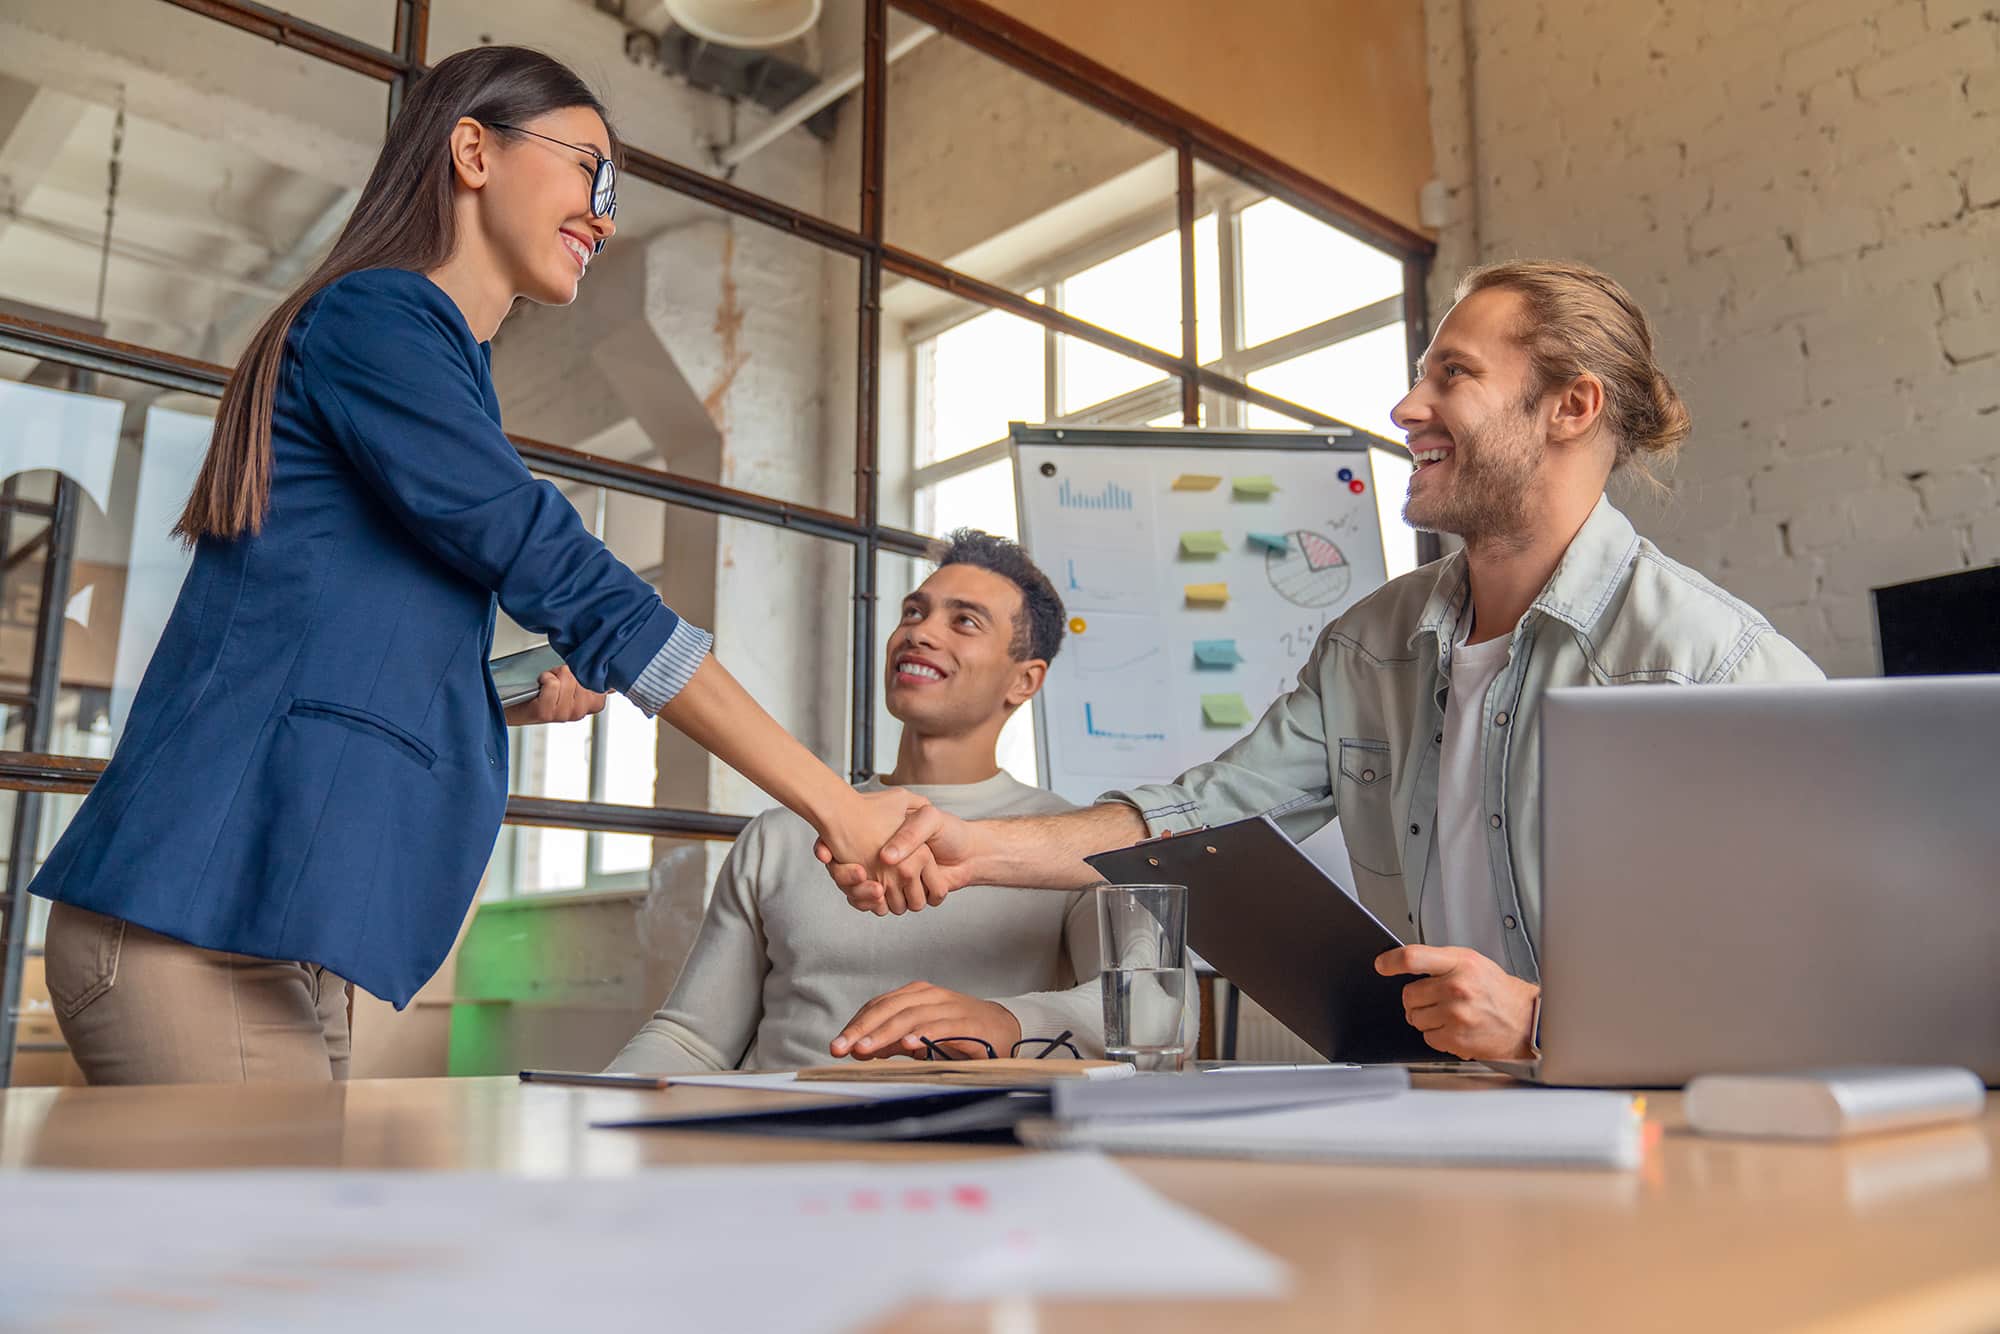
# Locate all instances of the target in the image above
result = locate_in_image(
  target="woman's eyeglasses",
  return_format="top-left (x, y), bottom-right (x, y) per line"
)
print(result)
top-left (483, 122), bottom-right (617, 249)
top-left (918, 1029), bottom-right (1082, 1061)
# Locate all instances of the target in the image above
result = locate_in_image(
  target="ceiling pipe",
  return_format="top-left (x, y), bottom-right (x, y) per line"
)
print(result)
top-left (710, 21), bottom-right (929, 170)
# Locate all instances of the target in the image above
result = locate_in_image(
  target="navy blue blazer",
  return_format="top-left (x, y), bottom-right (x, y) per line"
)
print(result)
top-left (31, 268), bottom-right (686, 1007)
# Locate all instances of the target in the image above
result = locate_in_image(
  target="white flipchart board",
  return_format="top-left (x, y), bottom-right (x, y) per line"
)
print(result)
top-left (1013, 425), bottom-right (1391, 865)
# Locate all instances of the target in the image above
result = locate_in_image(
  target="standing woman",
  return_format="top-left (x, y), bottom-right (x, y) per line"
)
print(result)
top-left (32, 46), bottom-right (915, 1084)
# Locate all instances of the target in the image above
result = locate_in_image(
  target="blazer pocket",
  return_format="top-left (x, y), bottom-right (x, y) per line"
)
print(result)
top-left (1335, 737), bottom-right (1400, 876)
top-left (289, 699), bottom-right (438, 769)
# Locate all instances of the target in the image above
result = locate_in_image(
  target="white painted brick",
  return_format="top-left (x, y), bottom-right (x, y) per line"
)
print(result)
top-left (1760, 598), bottom-right (1830, 646)
top-left (1750, 448), bottom-right (1883, 513)
top-left (1892, 407), bottom-right (2000, 473)
top-left (1917, 465), bottom-right (2000, 517)
top-left (1835, 147), bottom-right (1921, 200)
top-left (1824, 526), bottom-right (1966, 592)
top-left (1782, 22), bottom-right (1878, 90)
top-left (1941, 311), bottom-right (2000, 361)
top-left (1802, 295), bottom-right (1947, 399)
top-left (1848, 482), bottom-right (1925, 538)
top-left (1719, 555), bottom-right (1821, 607)
top-left (1814, 639), bottom-right (1880, 677)
top-left (1793, 204), bottom-right (1883, 262)
top-left (1967, 153), bottom-right (2000, 208)
top-left (1837, 84), bottom-right (1972, 163)
top-left (1821, 592), bottom-right (1877, 642)
top-left (1785, 0), bottom-right (1893, 47)
top-left (1789, 495), bottom-right (1856, 549)
top-left (1939, 256), bottom-right (2000, 316)
top-left (1805, 72), bottom-right (1861, 125)
top-left (1967, 63), bottom-right (2000, 111)
top-left (1875, 0), bottom-right (1937, 52)
top-left (1971, 508), bottom-right (2000, 559)
top-left (1720, 515), bottom-right (1790, 565)
top-left (1667, 476), bottom-right (1756, 529)
top-left (1890, 174), bottom-right (1967, 230)
top-left (1927, 0), bottom-right (1997, 28)
top-left (1783, 389), bottom-right (1918, 454)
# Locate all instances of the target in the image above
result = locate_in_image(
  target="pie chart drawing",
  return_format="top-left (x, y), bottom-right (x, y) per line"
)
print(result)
top-left (1266, 530), bottom-right (1352, 608)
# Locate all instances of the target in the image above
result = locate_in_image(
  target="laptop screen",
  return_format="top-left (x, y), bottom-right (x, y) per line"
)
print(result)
top-left (1872, 565), bottom-right (2000, 675)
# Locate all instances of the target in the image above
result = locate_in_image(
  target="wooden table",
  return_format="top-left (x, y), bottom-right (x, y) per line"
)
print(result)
top-left (3, 1074), bottom-right (1996, 1332)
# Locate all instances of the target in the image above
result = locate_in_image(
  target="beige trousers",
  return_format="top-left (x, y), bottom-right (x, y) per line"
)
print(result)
top-left (43, 901), bottom-right (352, 1085)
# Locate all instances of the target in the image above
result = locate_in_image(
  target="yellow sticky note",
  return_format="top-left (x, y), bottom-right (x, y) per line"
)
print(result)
top-left (1179, 530), bottom-right (1228, 556)
top-left (1202, 693), bottom-right (1254, 727)
top-left (1184, 582), bottom-right (1229, 606)
top-left (1172, 474), bottom-right (1222, 492)
top-left (1232, 475), bottom-right (1278, 497)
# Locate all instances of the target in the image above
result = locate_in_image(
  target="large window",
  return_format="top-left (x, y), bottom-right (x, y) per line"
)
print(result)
top-left (0, 0), bottom-right (1431, 1080)
top-left (904, 186), bottom-right (1421, 598)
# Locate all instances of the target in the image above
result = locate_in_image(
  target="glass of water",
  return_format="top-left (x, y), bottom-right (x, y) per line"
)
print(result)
top-left (1096, 883), bottom-right (1191, 1072)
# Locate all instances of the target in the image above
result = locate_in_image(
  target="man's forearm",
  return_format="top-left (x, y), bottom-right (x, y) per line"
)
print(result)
top-left (972, 802), bottom-right (1148, 888)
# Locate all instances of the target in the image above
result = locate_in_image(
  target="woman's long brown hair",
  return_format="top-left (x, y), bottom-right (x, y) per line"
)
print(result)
top-left (173, 46), bottom-right (619, 543)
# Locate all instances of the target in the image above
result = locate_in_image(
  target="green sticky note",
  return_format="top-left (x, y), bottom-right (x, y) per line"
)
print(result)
top-left (1202, 692), bottom-right (1254, 726)
top-left (1179, 530), bottom-right (1228, 556)
top-left (1232, 475), bottom-right (1278, 498)
top-left (1193, 639), bottom-right (1242, 668)
top-left (1247, 531), bottom-right (1289, 554)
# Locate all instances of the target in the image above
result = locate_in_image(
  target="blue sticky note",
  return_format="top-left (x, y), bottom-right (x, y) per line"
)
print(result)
top-left (1194, 639), bottom-right (1243, 668)
top-left (1247, 531), bottom-right (1289, 555)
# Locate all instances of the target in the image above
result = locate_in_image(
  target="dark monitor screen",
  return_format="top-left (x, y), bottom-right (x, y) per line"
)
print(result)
top-left (1872, 565), bottom-right (2000, 675)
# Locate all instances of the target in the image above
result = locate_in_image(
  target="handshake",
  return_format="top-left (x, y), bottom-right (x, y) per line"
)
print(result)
top-left (813, 789), bottom-right (977, 915)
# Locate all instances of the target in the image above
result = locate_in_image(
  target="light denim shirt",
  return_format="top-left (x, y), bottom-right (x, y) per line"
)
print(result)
top-left (1106, 495), bottom-right (1824, 985)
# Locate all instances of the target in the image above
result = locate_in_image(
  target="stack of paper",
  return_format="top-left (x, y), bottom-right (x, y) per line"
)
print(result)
top-left (3, 1156), bottom-right (1286, 1331)
top-left (1022, 1089), bottom-right (1644, 1170)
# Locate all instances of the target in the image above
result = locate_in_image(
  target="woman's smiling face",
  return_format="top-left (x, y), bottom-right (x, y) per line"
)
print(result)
top-left (481, 106), bottom-right (616, 308)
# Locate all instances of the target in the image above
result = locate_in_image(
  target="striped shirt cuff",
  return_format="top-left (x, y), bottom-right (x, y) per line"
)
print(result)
top-left (624, 619), bottom-right (714, 716)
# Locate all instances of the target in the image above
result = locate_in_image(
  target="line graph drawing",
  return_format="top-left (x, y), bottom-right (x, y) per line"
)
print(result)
top-left (1082, 702), bottom-right (1167, 742)
top-left (1074, 639), bottom-right (1165, 675)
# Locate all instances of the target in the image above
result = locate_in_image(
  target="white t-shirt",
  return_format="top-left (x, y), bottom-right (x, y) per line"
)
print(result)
top-left (1420, 623), bottom-right (1512, 963)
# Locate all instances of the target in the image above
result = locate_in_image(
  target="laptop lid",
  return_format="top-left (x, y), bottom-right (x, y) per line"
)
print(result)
top-left (1536, 676), bottom-right (2000, 1087)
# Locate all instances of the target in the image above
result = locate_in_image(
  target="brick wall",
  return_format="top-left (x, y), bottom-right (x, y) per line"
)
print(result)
top-left (1424, 0), bottom-right (2000, 676)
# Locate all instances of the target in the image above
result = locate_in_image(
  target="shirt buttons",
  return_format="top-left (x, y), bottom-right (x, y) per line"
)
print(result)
top-left (1489, 814), bottom-right (1503, 829)
top-left (1361, 768), bottom-right (1375, 782)
top-left (1410, 823), bottom-right (1422, 836)
top-left (485, 747), bottom-right (497, 765)
top-left (1504, 914), bottom-right (1518, 930)
top-left (1495, 711), bottom-right (1510, 726)
top-left (1434, 731), bottom-right (1443, 745)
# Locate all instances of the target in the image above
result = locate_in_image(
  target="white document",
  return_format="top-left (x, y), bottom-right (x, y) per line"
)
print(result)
top-left (1, 1155), bottom-right (1284, 1332)
top-left (1022, 1089), bottom-right (1645, 1170)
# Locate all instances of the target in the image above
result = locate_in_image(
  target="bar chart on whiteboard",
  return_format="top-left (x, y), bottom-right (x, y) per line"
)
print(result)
top-left (1015, 433), bottom-right (1392, 807)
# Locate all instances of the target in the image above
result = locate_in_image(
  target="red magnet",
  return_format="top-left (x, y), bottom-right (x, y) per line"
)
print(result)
top-left (1348, 479), bottom-right (1367, 494)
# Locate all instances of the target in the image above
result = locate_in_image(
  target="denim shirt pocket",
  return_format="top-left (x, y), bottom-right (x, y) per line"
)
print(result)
top-left (1335, 737), bottom-right (1400, 876)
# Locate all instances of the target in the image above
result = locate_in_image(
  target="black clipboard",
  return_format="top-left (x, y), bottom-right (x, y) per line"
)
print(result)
top-left (1085, 814), bottom-right (1443, 1064)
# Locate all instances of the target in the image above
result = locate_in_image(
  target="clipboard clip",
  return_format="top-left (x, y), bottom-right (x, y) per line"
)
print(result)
top-left (1137, 825), bottom-right (1208, 845)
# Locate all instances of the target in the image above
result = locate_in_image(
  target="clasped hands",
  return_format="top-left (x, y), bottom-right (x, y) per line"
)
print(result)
top-left (814, 791), bottom-right (974, 916)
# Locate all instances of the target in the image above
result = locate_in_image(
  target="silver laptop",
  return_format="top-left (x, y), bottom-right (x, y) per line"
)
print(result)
top-left (1536, 676), bottom-right (2000, 1087)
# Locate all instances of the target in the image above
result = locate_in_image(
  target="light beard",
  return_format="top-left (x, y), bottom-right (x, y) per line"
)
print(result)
top-left (1401, 411), bottom-right (1542, 545)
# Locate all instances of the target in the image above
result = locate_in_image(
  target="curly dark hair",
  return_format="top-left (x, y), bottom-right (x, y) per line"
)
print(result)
top-left (930, 528), bottom-right (1066, 664)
